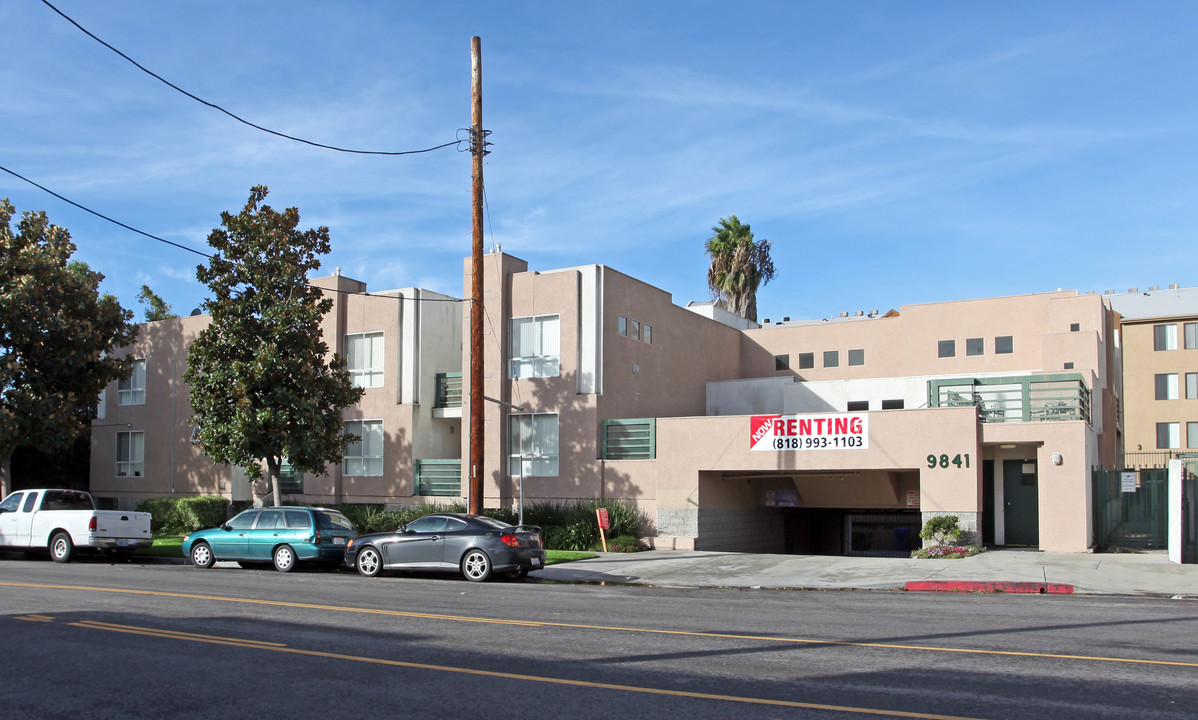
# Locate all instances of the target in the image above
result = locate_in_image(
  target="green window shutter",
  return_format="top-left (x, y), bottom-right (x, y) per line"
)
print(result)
top-left (602, 419), bottom-right (656, 460)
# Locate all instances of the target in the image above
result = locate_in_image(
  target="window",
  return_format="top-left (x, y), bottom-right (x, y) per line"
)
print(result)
top-left (847, 401), bottom-right (869, 411)
top-left (1070, 323), bottom-right (1081, 332)
top-left (643, 324), bottom-right (652, 344)
top-left (283, 510), bottom-right (312, 529)
top-left (116, 431), bottom-right (144, 477)
top-left (1155, 324), bottom-right (1178, 351)
top-left (508, 413), bottom-right (559, 477)
top-left (618, 316), bottom-right (628, 336)
top-left (1188, 373), bottom-right (1198, 400)
top-left (1186, 322), bottom-right (1198, 350)
top-left (227, 510), bottom-right (259, 530)
top-left (0, 493), bottom-right (22, 513)
top-left (1189, 422), bottom-right (1198, 449)
top-left (938, 340), bottom-right (955, 358)
top-left (630, 319), bottom-right (640, 341)
top-left (1157, 422), bottom-right (1180, 449)
top-left (798, 353), bottom-right (814, 369)
top-left (881, 399), bottom-right (905, 410)
top-left (848, 349), bottom-right (864, 366)
top-left (509, 315), bottom-right (560, 379)
top-left (118, 359), bottom-right (146, 405)
top-left (344, 420), bottom-right (383, 476)
top-left (774, 354), bottom-right (789, 371)
top-left (346, 332), bottom-right (384, 388)
top-left (1063, 362), bottom-right (1074, 370)
top-left (1156, 374), bottom-right (1179, 400)
top-left (966, 338), bottom-right (984, 356)
top-left (823, 350), bottom-right (839, 368)
top-left (995, 336), bottom-right (1014, 354)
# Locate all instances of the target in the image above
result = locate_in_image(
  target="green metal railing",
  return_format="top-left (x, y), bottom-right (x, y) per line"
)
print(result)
top-left (435, 372), bottom-right (462, 409)
top-left (415, 459), bottom-right (461, 496)
top-left (928, 373), bottom-right (1091, 425)
top-left (1091, 468), bottom-right (1168, 550)
top-left (602, 418), bottom-right (656, 460)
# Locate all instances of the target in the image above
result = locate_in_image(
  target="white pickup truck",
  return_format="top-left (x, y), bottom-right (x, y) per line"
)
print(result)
top-left (0, 489), bottom-right (153, 562)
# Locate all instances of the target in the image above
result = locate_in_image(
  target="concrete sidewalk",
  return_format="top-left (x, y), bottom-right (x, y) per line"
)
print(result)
top-left (530, 549), bottom-right (1198, 597)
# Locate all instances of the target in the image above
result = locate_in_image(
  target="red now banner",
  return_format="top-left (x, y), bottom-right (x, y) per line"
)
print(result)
top-left (596, 508), bottom-right (610, 530)
top-left (750, 413), bottom-right (869, 451)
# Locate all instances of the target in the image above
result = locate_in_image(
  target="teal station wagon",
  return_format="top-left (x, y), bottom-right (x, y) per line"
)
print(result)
top-left (182, 507), bottom-right (357, 572)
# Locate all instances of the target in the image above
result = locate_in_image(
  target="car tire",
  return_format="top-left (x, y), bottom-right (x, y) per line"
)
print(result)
top-left (356, 546), bottom-right (382, 577)
top-left (50, 532), bottom-right (74, 563)
top-left (273, 545), bottom-right (296, 572)
top-left (190, 542), bottom-right (215, 569)
top-left (460, 549), bottom-right (492, 582)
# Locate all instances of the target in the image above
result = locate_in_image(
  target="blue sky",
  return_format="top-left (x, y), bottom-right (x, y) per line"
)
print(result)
top-left (2, 1), bottom-right (1196, 323)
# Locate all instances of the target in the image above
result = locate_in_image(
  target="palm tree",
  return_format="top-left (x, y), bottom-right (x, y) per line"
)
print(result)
top-left (704, 215), bottom-right (776, 323)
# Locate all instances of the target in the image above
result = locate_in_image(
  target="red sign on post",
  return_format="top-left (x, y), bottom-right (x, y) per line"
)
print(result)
top-left (596, 508), bottom-right (609, 552)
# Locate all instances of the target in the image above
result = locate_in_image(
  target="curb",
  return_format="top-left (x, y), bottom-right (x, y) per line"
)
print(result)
top-left (905, 580), bottom-right (1074, 594)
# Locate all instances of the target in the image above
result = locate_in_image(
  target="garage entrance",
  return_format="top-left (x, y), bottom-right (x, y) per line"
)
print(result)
top-left (782, 508), bottom-right (921, 557)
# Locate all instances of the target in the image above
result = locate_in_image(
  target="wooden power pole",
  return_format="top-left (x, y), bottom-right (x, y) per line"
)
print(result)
top-left (468, 36), bottom-right (485, 514)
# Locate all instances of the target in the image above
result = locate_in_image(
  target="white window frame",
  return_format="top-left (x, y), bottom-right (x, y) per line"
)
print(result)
top-left (1187, 373), bottom-right (1198, 400)
top-left (118, 359), bottom-right (146, 406)
top-left (508, 413), bottom-right (559, 477)
top-left (343, 419), bottom-right (384, 476)
top-left (116, 431), bottom-right (144, 477)
top-left (346, 332), bottom-right (385, 389)
top-left (509, 315), bottom-right (560, 379)
top-left (1186, 322), bottom-right (1198, 350)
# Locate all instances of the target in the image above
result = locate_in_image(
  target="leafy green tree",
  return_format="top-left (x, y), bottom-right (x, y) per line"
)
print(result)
top-left (920, 515), bottom-right (963, 547)
top-left (136, 284), bottom-right (177, 322)
top-left (184, 186), bottom-right (363, 506)
top-left (0, 199), bottom-right (138, 497)
top-left (704, 215), bottom-right (777, 323)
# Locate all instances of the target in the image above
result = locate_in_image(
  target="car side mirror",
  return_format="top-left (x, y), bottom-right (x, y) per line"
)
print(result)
top-left (220, 523), bottom-right (232, 531)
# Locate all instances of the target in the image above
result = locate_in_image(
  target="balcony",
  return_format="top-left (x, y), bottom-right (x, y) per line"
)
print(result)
top-left (415, 459), bottom-right (462, 497)
top-left (928, 374), bottom-right (1091, 425)
top-left (434, 372), bottom-right (462, 418)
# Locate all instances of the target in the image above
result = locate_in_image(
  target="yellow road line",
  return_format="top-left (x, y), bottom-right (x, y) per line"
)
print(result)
top-left (70, 618), bottom-right (984, 720)
top-left (3, 580), bottom-right (1196, 669)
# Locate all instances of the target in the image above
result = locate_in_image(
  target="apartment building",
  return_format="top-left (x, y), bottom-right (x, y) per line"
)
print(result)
top-left (1105, 285), bottom-right (1198, 470)
top-left (90, 252), bottom-right (1122, 554)
top-left (90, 273), bottom-right (462, 507)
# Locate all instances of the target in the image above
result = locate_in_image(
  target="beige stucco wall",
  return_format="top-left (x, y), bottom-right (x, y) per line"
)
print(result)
top-left (1120, 318), bottom-right (1197, 454)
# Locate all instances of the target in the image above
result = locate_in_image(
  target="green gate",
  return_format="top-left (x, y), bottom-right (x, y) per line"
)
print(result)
top-left (1091, 468), bottom-right (1168, 551)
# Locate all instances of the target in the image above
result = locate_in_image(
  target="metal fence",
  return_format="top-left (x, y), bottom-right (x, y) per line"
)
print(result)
top-left (1091, 468), bottom-right (1168, 550)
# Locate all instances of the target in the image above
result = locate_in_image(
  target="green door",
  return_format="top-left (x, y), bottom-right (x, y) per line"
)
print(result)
top-left (1003, 459), bottom-right (1039, 546)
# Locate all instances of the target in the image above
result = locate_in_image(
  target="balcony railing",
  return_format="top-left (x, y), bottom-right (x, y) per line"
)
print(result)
top-left (435, 372), bottom-right (462, 409)
top-left (928, 373), bottom-right (1091, 425)
top-left (415, 459), bottom-right (462, 496)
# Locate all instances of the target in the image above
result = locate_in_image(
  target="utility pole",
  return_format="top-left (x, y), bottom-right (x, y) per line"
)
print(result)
top-left (468, 36), bottom-right (486, 514)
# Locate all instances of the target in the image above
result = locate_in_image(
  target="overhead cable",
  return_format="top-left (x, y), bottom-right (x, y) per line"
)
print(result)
top-left (41, 0), bottom-right (462, 157)
top-left (0, 162), bottom-right (462, 304)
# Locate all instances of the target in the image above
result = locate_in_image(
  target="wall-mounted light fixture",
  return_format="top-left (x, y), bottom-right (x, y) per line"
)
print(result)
top-left (1051, 452), bottom-right (1063, 466)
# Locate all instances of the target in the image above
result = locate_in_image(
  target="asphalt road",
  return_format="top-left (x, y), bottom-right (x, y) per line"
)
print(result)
top-left (1, 555), bottom-right (1196, 719)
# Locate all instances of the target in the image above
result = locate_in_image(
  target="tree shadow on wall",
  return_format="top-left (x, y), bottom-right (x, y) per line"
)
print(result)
top-left (495, 370), bottom-right (654, 534)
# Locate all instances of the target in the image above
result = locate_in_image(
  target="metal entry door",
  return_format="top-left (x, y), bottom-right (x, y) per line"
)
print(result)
top-left (1003, 459), bottom-right (1039, 546)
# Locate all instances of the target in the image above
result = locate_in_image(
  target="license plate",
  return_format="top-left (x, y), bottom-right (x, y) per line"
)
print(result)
top-left (333, 537), bottom-right (346, 545)
top-left (531, 557), bottom-right (541, 567)
top-left (118, 539), bottom-right (130, 547)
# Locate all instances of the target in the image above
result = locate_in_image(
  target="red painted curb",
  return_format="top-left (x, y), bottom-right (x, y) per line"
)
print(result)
top-left (905, 580), bottom-right (1074, 594)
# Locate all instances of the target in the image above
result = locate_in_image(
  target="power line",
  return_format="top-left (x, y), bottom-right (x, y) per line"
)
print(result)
top-left (0, 162), bottom-right (463, 304)
top-left (41, 0), bottom-right (463, 157)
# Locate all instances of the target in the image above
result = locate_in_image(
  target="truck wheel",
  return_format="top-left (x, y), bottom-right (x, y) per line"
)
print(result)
top-left (50, 532), bottom-right (74, 563)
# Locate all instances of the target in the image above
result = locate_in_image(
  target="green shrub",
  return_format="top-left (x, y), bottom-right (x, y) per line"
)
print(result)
top-left (919, 515), bottom-right (963, 546)
top-left (137, 496), bottom-right (228, 535)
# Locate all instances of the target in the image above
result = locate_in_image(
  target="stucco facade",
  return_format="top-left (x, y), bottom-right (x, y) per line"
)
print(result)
top-left (90, 252), bottom-right (1122, 554)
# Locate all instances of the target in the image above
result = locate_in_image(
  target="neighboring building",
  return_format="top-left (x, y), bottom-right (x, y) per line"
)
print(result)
top-left (91, 252), bottom-right (1124, 555)
top-left (1104, 284), bottom-right (1198, 473)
